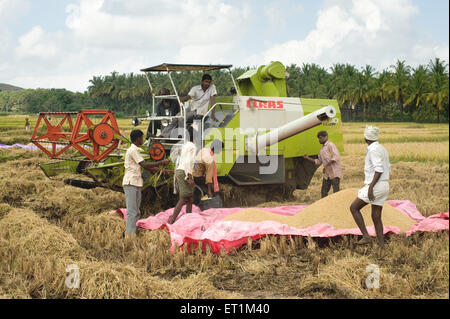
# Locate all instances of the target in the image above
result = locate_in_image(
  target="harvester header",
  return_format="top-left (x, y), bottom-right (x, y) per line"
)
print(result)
top-left (31, 110), bottom-right (122, 162)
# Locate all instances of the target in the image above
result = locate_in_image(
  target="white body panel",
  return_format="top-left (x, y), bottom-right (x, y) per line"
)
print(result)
top-left (238, 96), bottom-right (304, 133)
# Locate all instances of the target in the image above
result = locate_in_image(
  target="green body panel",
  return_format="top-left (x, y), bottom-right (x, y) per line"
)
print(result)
top-left (40, 153), bottom-right (127, 178)
top-left (205, 95), bottom-right (238, 176)
top-left (86, 154), bottom-right (173, 190)
top-left (236, 62), bottom-right (287, 97)
top-left (204, 113), bottom-right (240, 177)
top-left (40, 160), bottom-right (80, 177)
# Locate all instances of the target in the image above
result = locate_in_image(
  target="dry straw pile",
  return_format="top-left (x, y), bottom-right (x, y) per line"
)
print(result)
top-left (224, 189), bottom-right (416, 232)
top-left (0, 209), bottom-right (239, 299)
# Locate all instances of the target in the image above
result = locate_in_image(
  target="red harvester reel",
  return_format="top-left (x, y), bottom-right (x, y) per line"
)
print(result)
top-left (31, 110), bottom-right (121, 162)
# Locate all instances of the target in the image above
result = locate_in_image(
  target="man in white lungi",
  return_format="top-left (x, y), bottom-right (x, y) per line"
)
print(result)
top-left (350, 126), bottom-right (390, 248)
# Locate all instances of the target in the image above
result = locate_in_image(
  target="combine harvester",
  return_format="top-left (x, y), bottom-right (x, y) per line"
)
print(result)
top-left (32, 62), bottom-right (343, 208)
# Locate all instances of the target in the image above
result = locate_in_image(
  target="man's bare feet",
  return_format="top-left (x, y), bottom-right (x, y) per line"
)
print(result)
top-left (124, 233), bottom-right (136, 240)
top-left (356, 236), bottom-right (372, 245)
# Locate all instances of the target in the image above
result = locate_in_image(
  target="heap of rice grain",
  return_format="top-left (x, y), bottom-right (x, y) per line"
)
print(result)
top-left (223, 189), bottom-right (416, 232)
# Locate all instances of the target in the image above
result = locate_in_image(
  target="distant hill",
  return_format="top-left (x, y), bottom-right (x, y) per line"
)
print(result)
top-left (0, 83), bottom-right (23, 92)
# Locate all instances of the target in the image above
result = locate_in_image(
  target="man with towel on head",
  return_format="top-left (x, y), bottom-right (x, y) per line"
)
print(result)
top-left (350, 126), bottom-right (391, 248)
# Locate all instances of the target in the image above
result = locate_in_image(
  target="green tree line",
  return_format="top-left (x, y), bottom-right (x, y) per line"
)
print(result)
top-left (1, 58), bottom-right (448, 122)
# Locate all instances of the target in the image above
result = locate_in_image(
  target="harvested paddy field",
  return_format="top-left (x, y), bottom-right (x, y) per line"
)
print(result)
top-left (0, 117), bottom-right (448, 299)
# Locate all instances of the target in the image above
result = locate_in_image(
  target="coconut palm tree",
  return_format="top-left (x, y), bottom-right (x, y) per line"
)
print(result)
top-left (329, 64), bottom-right (347, 103)
top-left (329, 64), bottom-right (358, 114)
top-left (405, 65), bottom-right (429, 112)
top-left (349, 67), bottom-right (374, 120)
top-left (372, 69), bottom-right (390, 104)
top-left (286, 64), bottom-right (301, 96)
top-left (388, 60), bottom-right (411, 113)
top-left (299, 63), bottom-right (329, 98)
top-left (425, 58), bottom-right (449, 122)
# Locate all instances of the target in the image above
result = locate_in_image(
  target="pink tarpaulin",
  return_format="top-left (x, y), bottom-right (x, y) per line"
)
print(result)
top-left (113, 200), bottom-right (449, 254)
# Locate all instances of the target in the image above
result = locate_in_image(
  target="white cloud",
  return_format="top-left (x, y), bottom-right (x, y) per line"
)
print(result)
top-left (411, 44), bottom-right (449, 66)
top-left (351, 0), bottom-right (385, 35)
top-left (0, 0), bottom-right (29, 57)
top-left (264, 3), bottom-right (288, 29)
top-left (263, 0), bottom-right (448, 71)
top-left (15, 26), bottom-right (64, 60)
top-left (175, 42), bottom-right (235, 64)
top-left (65, 0), bottom-right (247, 49)
top-left (0, 0), bottom-right (30, 25)
top-left (0, 29), bottom-right (12, 54)
top-left (263, 1), bottom-right (304, 30)
top-left (2, 0), bottom-right (249, 92)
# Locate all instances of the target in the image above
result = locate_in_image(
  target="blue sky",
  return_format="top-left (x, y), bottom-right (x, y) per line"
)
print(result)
top-left (1, 0), bottom-right (448, 92)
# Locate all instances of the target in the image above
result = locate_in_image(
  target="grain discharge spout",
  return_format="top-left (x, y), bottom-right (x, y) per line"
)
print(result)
top-left (247, 105), bottom-right (337, 154)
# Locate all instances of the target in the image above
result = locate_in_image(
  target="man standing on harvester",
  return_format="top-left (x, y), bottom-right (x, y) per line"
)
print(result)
top-left (304, 131), bottom-right (343, 198)
top-left (181, 74), bottom-right (218, 123)
top-left (123, 130), bottom-right (171, 239)
top-left (350, 126), bottom-right (390, 249)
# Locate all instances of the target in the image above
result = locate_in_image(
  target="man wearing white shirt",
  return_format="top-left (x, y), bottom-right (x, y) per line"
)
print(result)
top-left (350, 126), bottom-right (391, 249)
top-left (181, 74), bottom-right (218, 121)
top-left (123, 130), bottom-right (171, 238)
